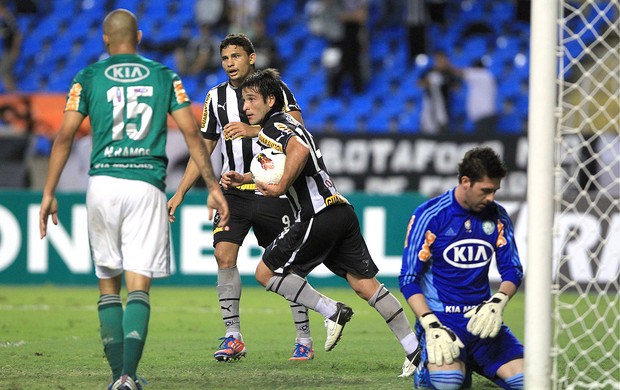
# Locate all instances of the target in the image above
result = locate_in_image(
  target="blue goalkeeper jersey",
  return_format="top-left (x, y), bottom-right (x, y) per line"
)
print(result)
top-left (399, 188), bottom-right (523, 313)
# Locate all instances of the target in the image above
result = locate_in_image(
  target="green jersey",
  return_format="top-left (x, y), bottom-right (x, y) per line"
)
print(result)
top-left (65, 53), bottom-right (191, 191)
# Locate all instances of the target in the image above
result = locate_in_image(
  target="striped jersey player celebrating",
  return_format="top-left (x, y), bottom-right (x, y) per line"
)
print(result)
top-left (167, 33), bottom-right (314, 362)
top-left (400, 147), bottom-right (524, 389)
top-left (223, 68), bottom-right (421, 377)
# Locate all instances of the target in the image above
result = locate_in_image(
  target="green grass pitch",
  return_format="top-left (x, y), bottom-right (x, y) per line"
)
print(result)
top-left (1, 283), bottom-right (525, 389)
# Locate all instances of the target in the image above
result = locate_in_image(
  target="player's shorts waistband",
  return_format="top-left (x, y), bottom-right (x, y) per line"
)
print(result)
top-left (231, 183), bottom-right (257, 191)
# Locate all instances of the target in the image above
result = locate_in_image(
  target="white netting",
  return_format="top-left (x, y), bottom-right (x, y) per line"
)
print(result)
top-left (553, 0), bottom-right (619, 389)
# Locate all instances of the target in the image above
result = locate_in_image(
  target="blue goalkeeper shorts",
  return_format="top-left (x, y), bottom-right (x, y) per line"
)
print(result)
top-left (416, 311), bottom-right (523, 381)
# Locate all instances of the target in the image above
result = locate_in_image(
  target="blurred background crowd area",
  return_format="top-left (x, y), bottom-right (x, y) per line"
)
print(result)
top-left (0, 0), bottom-right (615, 190)
top-left (2, 0), bottom-right (536, 134)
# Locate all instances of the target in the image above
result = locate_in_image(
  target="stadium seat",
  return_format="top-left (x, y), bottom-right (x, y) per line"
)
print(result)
top-left (497, 112), bottom-right (526, 134)
top-left (490, 1), bottom-right (515, 25)
top-left (334, 112), bottom-right (360, 133)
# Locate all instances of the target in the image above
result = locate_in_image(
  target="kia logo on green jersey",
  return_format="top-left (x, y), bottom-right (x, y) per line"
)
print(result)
top-left (105, 63), bottom-right (150, 82)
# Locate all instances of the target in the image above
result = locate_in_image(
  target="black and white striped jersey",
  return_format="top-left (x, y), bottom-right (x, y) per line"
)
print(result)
top-left (199, 79), bottom-right (301, 182)
top-left (258, 111), bottom-right (349, 222)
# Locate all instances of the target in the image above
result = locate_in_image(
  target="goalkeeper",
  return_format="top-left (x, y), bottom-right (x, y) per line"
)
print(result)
top-left (399, 147), bottom-right (524, 390)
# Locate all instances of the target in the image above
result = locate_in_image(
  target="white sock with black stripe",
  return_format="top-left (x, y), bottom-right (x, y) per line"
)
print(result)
top-left (266, 272), bottom-right (338, 319)
top-left (368, 284), bottom-right (419, 355)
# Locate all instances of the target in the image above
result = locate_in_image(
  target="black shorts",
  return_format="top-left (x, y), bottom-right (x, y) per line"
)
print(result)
top-left (263, 204), bottom-right (379, 279)
top-left (213, 189), bottom-right (294, 248)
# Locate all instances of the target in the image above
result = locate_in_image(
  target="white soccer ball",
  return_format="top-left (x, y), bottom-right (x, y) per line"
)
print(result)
top-left (250, 148), bottom-right (286, 185)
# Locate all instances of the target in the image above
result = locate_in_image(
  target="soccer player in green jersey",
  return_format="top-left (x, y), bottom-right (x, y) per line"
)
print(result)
top-left (38, 9), bottom-right (228, 390)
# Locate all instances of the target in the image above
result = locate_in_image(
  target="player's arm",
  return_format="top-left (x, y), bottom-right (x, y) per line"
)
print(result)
top-left (172, 88), bottom-right (218, 199)
top-left (280, 75), bottom-right (304, 126)
top-left (178, 138), bottom-right (218, 195)
top-left (497, 280), bottom-right (518, 298)
top-left (400, 213), bottom-right (463, 366)
top-left (171, 106), bottom-right (229, 226)
top-left (167, 137), bottom-right (217, 220)
top-left (221, 171), bottom-right (252, 189)
top-left (40, 111), bottom-right (85, 238)
top-left (257, 136), bottom-right (308, 197)
top-left (223, 108), bottom-right (304, 139)
top-left (288, 110), bottom-right (304, 126)
top-left (407, 293), bottom-right (433, 319)
top-left (223, 122), bottom-right (261, 139)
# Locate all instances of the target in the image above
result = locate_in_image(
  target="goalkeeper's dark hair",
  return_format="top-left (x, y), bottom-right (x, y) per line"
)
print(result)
top-left (242, 68), bottom-right (284, 111)
top-left (221, 33), bottom-right (255, 55)
top-left (457, 146), bottom-right (507, 183)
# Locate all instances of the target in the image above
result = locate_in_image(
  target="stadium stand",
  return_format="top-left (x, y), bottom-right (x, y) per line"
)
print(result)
top-left (5, 0), bottom-right (611, 135)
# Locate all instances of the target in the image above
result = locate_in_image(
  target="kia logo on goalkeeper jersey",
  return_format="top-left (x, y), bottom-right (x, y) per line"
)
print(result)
top-left (105, 63), bottom-right (150, 82)
top-left (442, 239), bottom-right (495, 269)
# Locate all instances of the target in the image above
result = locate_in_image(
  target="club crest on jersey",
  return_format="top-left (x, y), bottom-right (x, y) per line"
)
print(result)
top-left (105, 63), bottom-right (150, 82)
top-left (482, 220), bottom-right (495, 235)
top-left (443, 239), bottom-right (494, 269)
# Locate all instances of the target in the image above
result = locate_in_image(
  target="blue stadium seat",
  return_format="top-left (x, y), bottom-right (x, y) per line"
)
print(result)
top-left (51, 0), bottom-right (77, 13)
top-left (459, 36), bottom-right (490, 65)
top-left (303, 111), bottom-right (329, 133)
top-left (20, 36), bottom-right (43, 59)
top-left (490, 1), bottom-right (515, 25)
top-left (456, 0), bottom-right (485, 24)
top-left (47, 72), bottom-right (73, 91)
top-left (365, 112), bottom-right (393, 133)
top-left (30, 14), bottom-right (66, 41)
top-left (19, 74), bottom-right (47, 92)
top-left (268, 1), bottom-right (295, 23)
top-left (317, 97), bottom-right (344, 118)
top-left (497, 112), bottom-right (526, 134)
top-left (334, 111), bottom-right (360, 133)
top-left (145, 2), bottom-right (168, 19)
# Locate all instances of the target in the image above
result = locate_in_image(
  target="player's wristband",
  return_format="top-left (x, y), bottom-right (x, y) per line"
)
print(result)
top-left (419, 312), bottom-right (441, 331)
top-left (490, 292), bottom-right (509, 305)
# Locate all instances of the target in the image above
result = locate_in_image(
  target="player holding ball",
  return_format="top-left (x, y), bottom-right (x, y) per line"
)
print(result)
top-left (224, 68), bottom-right (422, 377)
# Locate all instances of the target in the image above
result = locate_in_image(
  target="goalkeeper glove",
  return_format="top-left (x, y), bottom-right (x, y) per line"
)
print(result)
top-left (464, 292), bottom-right (509, 339)
top-left (419, 312), bottom-right (464, 366)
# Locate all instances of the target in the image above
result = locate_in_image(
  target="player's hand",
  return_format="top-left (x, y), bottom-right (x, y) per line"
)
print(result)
top-left (221, 171), bottom-right (247, 189)
top-left (206, 185), bottom-right (229, 227)
top-left (223, 122), bottom-right (259, 140)
top-left (464, 292), bottom-right (508, 339)
top-left (39, 194), bottom-right (59, 239)
top-left (255, 181), bottom-right (284, 197)
top-left (167, 192), bottom-right (185, 223)
top-left (419, 312), bottom-right (464, 366)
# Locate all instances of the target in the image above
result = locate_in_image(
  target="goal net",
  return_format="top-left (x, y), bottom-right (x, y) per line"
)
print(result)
top-left (553, 0), bottom-right (619, 389)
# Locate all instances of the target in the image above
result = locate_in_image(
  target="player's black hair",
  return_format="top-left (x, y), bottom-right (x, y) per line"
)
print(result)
top-left (220, 33), bottom-right (255, 55)
top-left (242, 68), bottom-right (284, 111)
top-left (457, 146), bottom-right (507, 183)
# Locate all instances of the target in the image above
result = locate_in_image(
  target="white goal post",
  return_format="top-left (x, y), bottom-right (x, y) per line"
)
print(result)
top-left (524, 0), bottom-right (556, 388)
top-left (526, 0), bottom-right (619, 389)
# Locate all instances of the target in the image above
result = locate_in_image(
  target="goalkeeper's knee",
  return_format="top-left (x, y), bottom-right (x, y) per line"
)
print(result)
top-left (496, 373), bottom-right (524, 390)
top-left (428, 370), bottom-right (466, 390)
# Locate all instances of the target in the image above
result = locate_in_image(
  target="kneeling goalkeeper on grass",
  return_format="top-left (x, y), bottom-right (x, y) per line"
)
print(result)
top-left (221, 68), bottom-right (421, 377)
top-left (399, 147), bottom-right (525, 389)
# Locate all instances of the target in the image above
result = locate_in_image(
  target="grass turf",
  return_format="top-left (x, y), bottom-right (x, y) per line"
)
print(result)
top-left (1, 284), bottom-right (524, 389)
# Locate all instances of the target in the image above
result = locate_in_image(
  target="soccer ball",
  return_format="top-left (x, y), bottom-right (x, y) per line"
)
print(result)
top-left (250, 148), bottom-right (286, 185)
